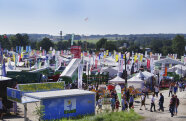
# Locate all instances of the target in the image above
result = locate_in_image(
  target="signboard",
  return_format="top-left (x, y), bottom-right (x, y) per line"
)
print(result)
top-left (18, 82), bottom-right (65, 92)
top-left (71, 46), bottom-right (81, 58)
top-left (7, 88), bottom-right (22, 103)
top-left (64, 98), bottom-right (76, 114)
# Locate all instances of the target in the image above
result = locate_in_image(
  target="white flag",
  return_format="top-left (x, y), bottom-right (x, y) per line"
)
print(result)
top-left (78, 64), bottom-right (83, 89)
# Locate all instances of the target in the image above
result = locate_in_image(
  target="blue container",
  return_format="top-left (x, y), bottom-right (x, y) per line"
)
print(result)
top-left (25, 89), bottom-right (95, 120)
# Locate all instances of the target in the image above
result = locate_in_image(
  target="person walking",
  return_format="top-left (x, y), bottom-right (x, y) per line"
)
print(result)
top-left (169, 95), bottom-right (176, 117)
top-left (169, 85), bottom-right (173, 97)
top-left (121, 96), bottom-right (128, 111)
top-left (150, 94), bottom-right (156, 112)
top-left (179, 82), bottom-right (182, 92)
top-left (129, 95), bottom-right (134, 109)
top-left (154, 86), bottom-right (159, 97)
top-left (174, 84), bottom-right (178, 94)
top-left (97, 96), bottom-right (103, 113)
top-left (110, 96), bottom-right (116, 112)
top-left (140, 94), bottom-right (147, 110)
top-left (174, 95), bottom-right (179, 116)
top-left (158, 93), bottom-right (164, 112)
top-left (115, 98), bottom-right (120, 112)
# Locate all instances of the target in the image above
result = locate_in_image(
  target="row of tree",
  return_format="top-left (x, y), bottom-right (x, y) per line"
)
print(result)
top-left (0, 34), bottom-right (185, 58)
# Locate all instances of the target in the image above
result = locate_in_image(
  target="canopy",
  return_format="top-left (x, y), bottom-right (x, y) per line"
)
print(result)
top-left (128, 76), bottom-right (143, 83)
top-left (127, 76), bottom-right (144, 88)
top-left (136, 71), bottom-right (145, 79)
top-left (142, 71), bottom-right (154, 78)
top-left (108, 76), bottom-right (125, 83)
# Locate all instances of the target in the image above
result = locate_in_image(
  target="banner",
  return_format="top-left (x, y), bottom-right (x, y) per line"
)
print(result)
top-left (115, 54), bottom-right (119, 62)
top-left (147, 59), bottom-right (150, 69)
top-left (71, 34), bottom-right (74, 46)
top-left (115, 85), bottom-right (122, 106)
top-left (78, 64), bottom-right (83, 89)
top-left (118, 59), bottom-right (124, 72)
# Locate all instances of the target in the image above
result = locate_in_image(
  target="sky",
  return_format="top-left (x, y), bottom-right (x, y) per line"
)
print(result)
top-left (0, 0), bottom-right (186, 35)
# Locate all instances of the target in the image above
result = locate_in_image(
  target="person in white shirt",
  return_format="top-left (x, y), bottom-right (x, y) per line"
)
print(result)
top-left (154, 86), bottom-right (159, 97)
top-left (139, 94), bottom-right (147, 110)
top-left (97, 96), bottom-right (103, 113)
top-left (150, 94), bottom-right (156, 112)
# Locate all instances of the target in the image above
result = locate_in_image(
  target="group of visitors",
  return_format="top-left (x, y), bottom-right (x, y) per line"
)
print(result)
top-left (169, 94), bottom-right (180, 117)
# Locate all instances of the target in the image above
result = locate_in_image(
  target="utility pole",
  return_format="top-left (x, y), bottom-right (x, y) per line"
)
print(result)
top-left (60, 31), bottom-right (63, 41)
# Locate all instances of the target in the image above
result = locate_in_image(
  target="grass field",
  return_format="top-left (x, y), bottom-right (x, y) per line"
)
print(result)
top-left (59, 109), bottom-right (143, 121)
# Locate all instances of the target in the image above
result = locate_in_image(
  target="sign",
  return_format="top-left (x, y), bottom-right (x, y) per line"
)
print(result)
top-left (115, 85), bottom-right (121, 106)
top-left (64, 98), bottom-right (76, 114)
top-left (71, 46), bottom-right (81, 58)
top-left (7, 88), bottom-right (22, 103)
top-left (18, 82), bottom-right (65, 92)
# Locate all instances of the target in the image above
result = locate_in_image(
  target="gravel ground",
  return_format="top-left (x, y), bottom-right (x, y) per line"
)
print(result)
top-left (2, 89), bottom-right (186, 121)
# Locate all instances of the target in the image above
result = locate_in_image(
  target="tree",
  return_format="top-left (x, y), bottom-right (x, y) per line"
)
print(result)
top-left (150, 39), bottom-right (163, 53)
top-left (96, 38), bottom-right (107, 50)
top-left (105, 41), bottom-right (117, 51)
top-left (172, 35), bottom-right (185, 57)
top-left (38, 37), bottom-right (54, 52)
top-left (10, 34), bottom-right (30, 48)
top-left (0, 35), bottom-right (11, 50)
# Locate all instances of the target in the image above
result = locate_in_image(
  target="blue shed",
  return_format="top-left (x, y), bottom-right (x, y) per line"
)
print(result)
top-left (25, 89), bottom-right (96, 120)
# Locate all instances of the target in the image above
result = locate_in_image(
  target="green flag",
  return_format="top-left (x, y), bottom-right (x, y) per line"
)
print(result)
top-left (115, 85), bottom-right (122, 106)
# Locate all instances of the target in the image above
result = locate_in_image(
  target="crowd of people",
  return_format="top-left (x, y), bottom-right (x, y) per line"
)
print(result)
top-left (94, 82), bottom-right (184, 118)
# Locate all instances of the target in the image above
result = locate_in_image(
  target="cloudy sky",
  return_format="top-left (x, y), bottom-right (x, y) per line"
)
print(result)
top-left (0, 0), bottom-right (186, 35)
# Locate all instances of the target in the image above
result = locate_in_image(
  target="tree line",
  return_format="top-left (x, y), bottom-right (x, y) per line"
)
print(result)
top-left (0, 34), bottom-right (185, 58)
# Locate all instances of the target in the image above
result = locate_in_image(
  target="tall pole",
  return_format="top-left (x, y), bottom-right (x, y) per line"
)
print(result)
top-left (124, 53), bottom-right (127, 92)
top-left (60, 31), bottom-right (62, 41)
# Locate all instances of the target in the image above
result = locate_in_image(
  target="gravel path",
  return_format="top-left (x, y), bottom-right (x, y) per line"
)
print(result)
top-left (134, 89), bottom-right (186, 121)
top-left (2, 89), bottom-right (186, 121)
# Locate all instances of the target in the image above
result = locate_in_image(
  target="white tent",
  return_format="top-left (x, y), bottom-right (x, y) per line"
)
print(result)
top-left (142, 71), bottom-right (154, 79)
top-left (136, 71), bottom-right (146, 79)
top-left (102, 66), bottom-right (118, 78)
top-left (108, 76), bottom-right (125, 83)
top-left (127, 76), bottom-right (144, 89)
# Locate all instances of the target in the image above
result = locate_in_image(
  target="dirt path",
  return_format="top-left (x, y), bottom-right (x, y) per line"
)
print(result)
top-left (134, 89), bottom-right (186, 121)
top-left (2, 89), bottom-right (186, 121)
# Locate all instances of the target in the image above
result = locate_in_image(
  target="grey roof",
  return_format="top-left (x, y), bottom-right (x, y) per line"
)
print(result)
top-left (24, 89), bottom-right (95, 99)
top-left (154, 57), bottom-right (183, 65)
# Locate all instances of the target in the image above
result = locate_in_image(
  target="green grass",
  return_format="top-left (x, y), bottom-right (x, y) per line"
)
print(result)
top-left (59, 109), bottom-right (143, 121)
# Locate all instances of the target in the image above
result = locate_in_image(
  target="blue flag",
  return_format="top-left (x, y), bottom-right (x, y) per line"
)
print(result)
top-left (2, 59), bottom-right (6, 77)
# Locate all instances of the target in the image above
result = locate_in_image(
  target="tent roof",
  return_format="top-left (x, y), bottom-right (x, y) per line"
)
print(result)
top-left (174, 64), bottom-right (186, 70)
top-left (108, 76), bottom-right (125, 83)
top-left (154, 57), bottom-right (183, 65)
top-left (60, 58), bottom-right (81, 77)
top-left (128, 76), bottom-right (143, 82)
top-left (0, 76), bottom-right (12, 81)
top-left (136, 71), bottom-right (145, 78)
top-left (142, 71), bottom-right (154, 78)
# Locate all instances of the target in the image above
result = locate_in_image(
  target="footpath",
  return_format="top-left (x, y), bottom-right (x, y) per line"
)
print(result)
top-left (134, 89), bottom-right (186, 121)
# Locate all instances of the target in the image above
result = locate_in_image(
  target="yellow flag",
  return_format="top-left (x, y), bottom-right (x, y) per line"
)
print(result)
top-left (13, 54), bottom-right (15, 62)
top-left (123, 54), bottom-right (125, 59)
top-left (134, 54), bottom-right (137, 62)
top-left (140, 54), bottom-right (143, 62)
top-left (104, 54), bottom-right (106, 58)
top-left (21, 52), bottom-right (23, 58)
top-left (115, 54), bottom-right (119, 62)
top-left (106, 50), bottom-right (109, 56)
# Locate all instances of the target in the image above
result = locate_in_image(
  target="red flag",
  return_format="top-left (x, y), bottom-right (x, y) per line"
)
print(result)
top-left (147, 59), bottom-right (150, 69)
top-left (95, 59), bottom-right (98, 69)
